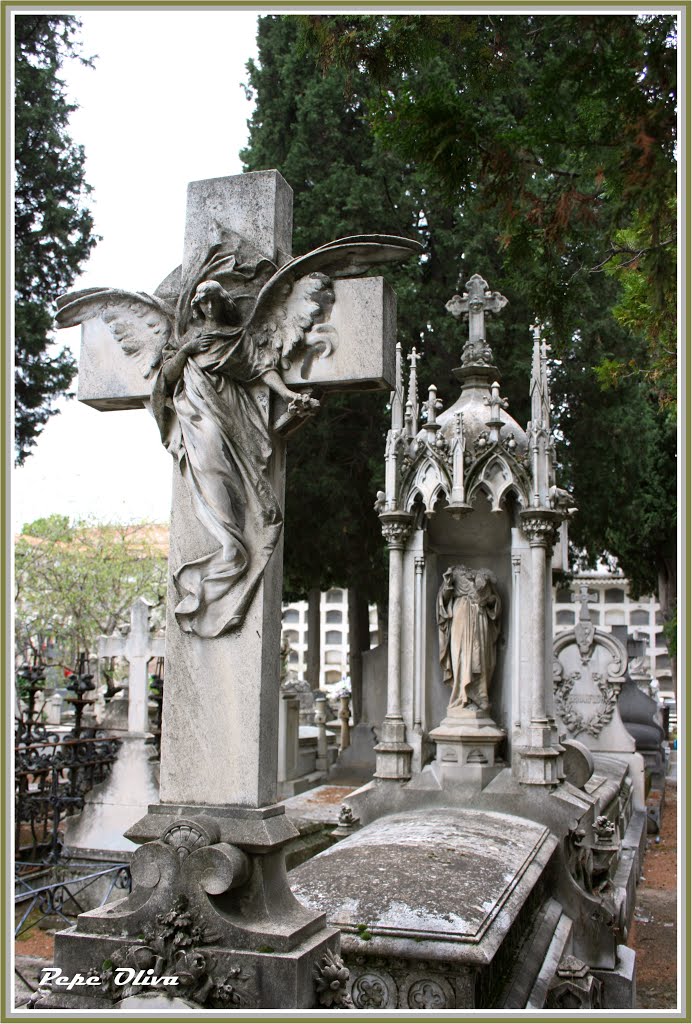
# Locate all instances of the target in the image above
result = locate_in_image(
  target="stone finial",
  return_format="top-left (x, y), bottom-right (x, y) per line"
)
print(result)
top-left (446, 273), bottom-right (507, 367)
top-left (406, 347), bottom-right (420, 435)
top-left (448, 412), bottom-right (472, 518)
top-left (547, 956), bottom-right (603, 1010)
top-left (484, 380), bottom-right (508, 440)
top-left (529, 322), bottom-right (552, 426)
top-left (391, 342), bottom-right (404, 431)
top-left (421, 384), bottom-right (443, 432)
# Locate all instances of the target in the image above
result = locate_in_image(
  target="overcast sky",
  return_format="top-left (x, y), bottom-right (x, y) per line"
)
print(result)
top-left (13, 10), bottom-right (261, 529)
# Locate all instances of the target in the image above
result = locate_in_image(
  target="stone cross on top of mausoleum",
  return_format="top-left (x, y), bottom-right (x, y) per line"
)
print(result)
top-left (445, 272), bottom-right (508, 367)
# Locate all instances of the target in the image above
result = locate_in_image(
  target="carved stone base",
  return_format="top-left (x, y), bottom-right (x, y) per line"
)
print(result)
top-left (514, 721), bottom-right (564, 786)
top-left (546, 955), bottom-right (603, 1009)
top-left (429, 711), bottom-right (505, 786)
top-left (34, 803), bottom-right (347, 1011)
top-left (374, 716), bottom-right (412, 781)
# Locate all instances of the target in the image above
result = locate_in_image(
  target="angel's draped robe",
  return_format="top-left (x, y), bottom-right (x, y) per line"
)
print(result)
top-left (152, 324), bottom-right (282, 638)
top-left (437, 568), bottom-right (501, 712)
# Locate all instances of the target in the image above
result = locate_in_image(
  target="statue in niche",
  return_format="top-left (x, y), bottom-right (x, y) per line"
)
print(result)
top-left (437, 565), bottom-right (502, 712)
top-left (57, 235), bottom-right (420, 639)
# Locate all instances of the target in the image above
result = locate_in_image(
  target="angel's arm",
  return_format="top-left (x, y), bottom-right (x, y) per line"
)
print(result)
top-left (261, 368), bottom-right (320, 413)
top-left (161, 336), bottom-right (213, 387)
top-left (261, 368), bottom-right (298, 402)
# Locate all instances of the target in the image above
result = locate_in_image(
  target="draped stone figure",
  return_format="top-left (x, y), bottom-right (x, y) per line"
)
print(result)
top-left (437, 566), bottom-right (502, 713)
top-left (57, 235), bottom-right (420, 639)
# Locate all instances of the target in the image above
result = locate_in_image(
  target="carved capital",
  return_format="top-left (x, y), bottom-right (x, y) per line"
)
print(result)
top-left (379, 511), bottom-right (414, 549)
top-left (520, 508), bottom-right (561, 548)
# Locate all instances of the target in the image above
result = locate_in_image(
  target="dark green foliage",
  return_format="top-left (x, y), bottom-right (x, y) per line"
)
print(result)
top-left (14, 16), bottom-right (98, 464)
top-left (242, 14), bottom-right (676, 615)
top-left (304, 14), bottom-right (677, 412)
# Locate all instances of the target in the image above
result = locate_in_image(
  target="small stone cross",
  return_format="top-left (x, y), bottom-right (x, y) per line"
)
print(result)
top-left (422, 384), bottom-right (443, 431)
top-left (446, 273), bottom-right (508, 346)
top-left (576, 585), bottom-right (592, 622)
top-left (98, 597), bottom-right (164, 734)
top-left (407, 346), bottom-right (421, 377)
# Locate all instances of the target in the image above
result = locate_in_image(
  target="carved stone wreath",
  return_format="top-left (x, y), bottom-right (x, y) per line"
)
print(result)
top-left (553, 668), bottom-right (622, 738)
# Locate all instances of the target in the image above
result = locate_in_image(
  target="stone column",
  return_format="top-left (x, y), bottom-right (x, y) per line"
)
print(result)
top-left (374, 511), bottom-right (413, 780)
top-left (517, 509), bottom-right (563, 786)
top-left (413, 554), bottom-right (425, 731)
top-left (338, 694), bottom-right (351, 752)
top-left (278, 691), bottom-right (300, 784)
top-left (306, 587), bottom-right (322, 691)
top-left (314, 694), bottom-right (329, 772)
top-left (511, 552), bottom-right (522, 735)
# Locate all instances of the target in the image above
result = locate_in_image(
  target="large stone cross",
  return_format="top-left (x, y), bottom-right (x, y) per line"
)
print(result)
top-left (98, 596), bottom-right (164, 734)
top-left (74, 171), bottom-right (397, 810)
top-left (47, 171), bottom-right (417, 1010)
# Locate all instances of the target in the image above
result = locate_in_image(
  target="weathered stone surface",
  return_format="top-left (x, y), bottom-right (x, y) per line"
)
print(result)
top-left (182, 170), bottom-right (293, 276)
top-left (77, 316), bottom-right (149, 410)
top-left (78, 277), bottom-right (396, 409)
top-left (291, 808), bottom-right (556, 950)
top-left (562, 738), bottom-right (595, 789)
top-left (282, 277), bottom-right (396, 392)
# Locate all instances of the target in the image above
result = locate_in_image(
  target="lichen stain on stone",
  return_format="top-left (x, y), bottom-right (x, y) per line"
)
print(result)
top-left (290, 807), bottom-right (549, 939)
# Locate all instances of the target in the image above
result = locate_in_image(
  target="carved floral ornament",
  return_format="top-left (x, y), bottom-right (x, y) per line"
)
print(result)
top-left (380, 511), bottom-right (414, 548)
top-left (520, 511), bottom-right (561, 547)
top-left (94, 896), bottom-right (255, 1009)
top-left (345, 960), bottom-right (456, 1010)
top-left (350, 970), bottom-right (396, 1009)
top-left (314, 949), bottom-right (352, 1008)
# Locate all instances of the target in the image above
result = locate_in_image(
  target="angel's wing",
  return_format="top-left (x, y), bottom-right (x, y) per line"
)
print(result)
top-left (250, 272), bottom-right (336, 367)
top-left (55, 288), bottom-right (176, 380)
top-left (254, 234), bottom-right (422, 319)
top-left (246, 234), bottom-right (422, 364)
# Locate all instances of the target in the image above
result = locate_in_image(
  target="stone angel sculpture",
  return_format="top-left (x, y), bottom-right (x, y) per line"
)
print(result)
top-left (56, 234), bottom-right (421, 639)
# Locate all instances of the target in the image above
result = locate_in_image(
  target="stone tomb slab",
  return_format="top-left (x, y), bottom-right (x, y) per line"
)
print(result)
top-left (281, 784), bottom-right (358, 826)
top-left (290, 807), bottom-right (556, 954)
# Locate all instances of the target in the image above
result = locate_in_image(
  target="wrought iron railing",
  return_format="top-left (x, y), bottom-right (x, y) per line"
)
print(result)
top-left (15, 656), bottom-right (121, 866)
top-left (14, 864), bottom-right (132, 1007)
top-left (15, 863), bottom-right (132, 938)
top-left (145, 656), bottom-right (165, 762)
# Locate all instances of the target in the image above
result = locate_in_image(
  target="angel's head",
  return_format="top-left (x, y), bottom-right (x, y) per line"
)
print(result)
top-left (191, 280), bottom-right (240, 326)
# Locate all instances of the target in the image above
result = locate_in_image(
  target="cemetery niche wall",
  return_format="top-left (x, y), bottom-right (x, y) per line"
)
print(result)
top-left (35, 169), bottom-right (422, 1011)
top-left (290, 273), bottom-right (648, 1010)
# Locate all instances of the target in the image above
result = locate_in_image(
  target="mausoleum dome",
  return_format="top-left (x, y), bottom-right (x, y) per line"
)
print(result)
top-left (436, 374), bottom-right (529, 459)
